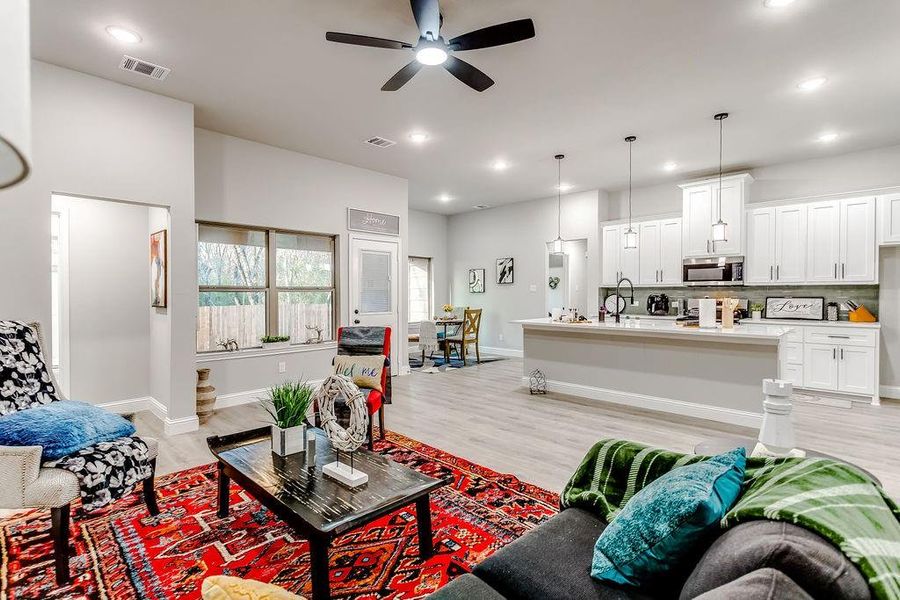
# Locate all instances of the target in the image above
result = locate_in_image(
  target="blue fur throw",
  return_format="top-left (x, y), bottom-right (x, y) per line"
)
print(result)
top-left (0, 400), bottom-right (136, 460)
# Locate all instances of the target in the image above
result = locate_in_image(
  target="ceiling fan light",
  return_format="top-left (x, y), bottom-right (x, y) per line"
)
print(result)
top-left (711, 220), bottom-right (728, 243)
top-left (624, 227), bottom-right (638, 250)
top-left (416, 47), bottom-right (448, 66)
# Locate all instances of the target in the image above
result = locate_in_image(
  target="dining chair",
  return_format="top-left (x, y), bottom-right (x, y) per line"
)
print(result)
top-left (443, 308), bottom-right (483, 364)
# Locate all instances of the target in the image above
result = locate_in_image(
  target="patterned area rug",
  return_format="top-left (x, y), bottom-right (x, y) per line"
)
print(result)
top-left (0, 431), bottom-right (557, 599)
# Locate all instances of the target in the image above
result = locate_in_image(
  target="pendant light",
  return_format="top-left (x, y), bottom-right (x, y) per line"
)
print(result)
top-left (550, 154), bottom-right (566, 254)
top-left (0, 0), bottom-right (32, 190)
top-left (711, 113), bottom-right (729, 243)
top-left (623, 136), bottom-right (638, 249)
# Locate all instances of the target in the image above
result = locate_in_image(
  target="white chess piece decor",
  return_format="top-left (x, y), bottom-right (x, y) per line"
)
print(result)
top-left (754, 378), bottom-right (806, 458)
top-left (316, 374), bottom-right (370, 487)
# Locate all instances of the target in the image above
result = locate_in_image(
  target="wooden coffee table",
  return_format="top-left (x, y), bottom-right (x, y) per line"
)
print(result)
top-left (207, 427), bottom-right (448, 600)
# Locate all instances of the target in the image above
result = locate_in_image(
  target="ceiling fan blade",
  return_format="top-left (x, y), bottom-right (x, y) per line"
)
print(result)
top-left (410, 0), bottom-right (441, 40)
top-left (325, 32), bottom-right (412, 50)
top-left (443, 56), bottom-right (494, 92)
top-left (382, 60), bottom-right (424, 91)
top-left (448, 19), bottom-right (536, 51)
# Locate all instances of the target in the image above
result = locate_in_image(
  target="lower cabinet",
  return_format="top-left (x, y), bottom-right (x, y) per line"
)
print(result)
top-left (802, 343), bottom-right (876, 396)
top-left (803, 343), bottom-right (840, 391)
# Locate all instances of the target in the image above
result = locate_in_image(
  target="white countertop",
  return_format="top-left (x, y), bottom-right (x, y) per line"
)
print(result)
top-left (513, 317), bottom-right (792, 345)
top-left (615, 314), bottom-right (880, 329)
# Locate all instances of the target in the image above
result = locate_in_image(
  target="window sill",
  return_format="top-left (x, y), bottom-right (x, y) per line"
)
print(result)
top-left (196, 341), bottom-right (337, 363)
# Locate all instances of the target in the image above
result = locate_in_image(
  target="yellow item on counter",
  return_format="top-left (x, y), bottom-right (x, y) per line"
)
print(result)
top-left (849, 305), bottom-right (877, 323)
top-left (201, 576), bottom-right (305, 600)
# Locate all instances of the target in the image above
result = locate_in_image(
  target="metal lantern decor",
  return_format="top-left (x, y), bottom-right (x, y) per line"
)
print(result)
top-left (529, 369), bottom-right (547, 395)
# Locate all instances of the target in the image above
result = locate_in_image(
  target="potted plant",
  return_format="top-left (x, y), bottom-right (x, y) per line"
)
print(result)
top-left (441, 304), bottom-right (455, 319)
top-left (262, 380), bottom-right (315, 456)
top-left (260, 334), bottom-right (291, 349)
top-left (750, 303), bottom-right (764, 321)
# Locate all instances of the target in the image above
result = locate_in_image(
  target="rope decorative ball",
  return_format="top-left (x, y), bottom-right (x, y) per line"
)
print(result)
top-left (315, 374), bottom-right (369, 452)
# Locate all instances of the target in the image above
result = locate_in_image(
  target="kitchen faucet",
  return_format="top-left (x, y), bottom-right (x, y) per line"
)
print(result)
top-left (614, 277), bottom-right (634, 324)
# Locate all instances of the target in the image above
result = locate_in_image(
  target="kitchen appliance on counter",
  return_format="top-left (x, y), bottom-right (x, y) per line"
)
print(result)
top-left (680, 298), bottom-right (750, 324)
top-left (646, 294), bottom-right (670, 316)
top-left (682, 256), bottom-right (744, 286)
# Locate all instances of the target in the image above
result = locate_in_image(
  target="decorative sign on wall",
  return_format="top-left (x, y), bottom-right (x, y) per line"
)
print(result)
top-left (496, 257), bottom-right (514, 284)
top-left (347, 208), bottom-right (400, 235)
top-left (150, 229), bottom-right (167, 308)
top-left (469, 268), bottom-right (485, 293)
top-left (765, 297), bottom-right (824, 320)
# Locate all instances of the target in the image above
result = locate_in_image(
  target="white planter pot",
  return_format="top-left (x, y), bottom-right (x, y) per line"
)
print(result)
top-left (271, 423), bottom-right (306, 456)
top-left (262, 341), bottom-right (291, 350)
top-left (752, 311), bottom-right (762, 321)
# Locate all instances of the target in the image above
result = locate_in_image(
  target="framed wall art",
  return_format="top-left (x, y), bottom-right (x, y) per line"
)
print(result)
top-left (496, 257), bottom-right (514, 284)
top-left (765, 297), bottom-right (824, 320)
top-left (150, 229), bottom-right (168, 308)
top-left (469, 268), bottom-right (485, 293)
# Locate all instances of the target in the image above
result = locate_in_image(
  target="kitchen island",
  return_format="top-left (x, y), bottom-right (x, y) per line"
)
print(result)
top-left (514, 318), bottom-right (793, 427)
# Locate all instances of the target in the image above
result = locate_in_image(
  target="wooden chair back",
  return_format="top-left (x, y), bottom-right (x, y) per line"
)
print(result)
top-left (462, 308), bottom-right (482, 340)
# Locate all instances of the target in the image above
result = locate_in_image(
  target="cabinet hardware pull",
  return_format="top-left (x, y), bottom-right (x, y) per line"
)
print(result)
top-left (833, 348), bottom-right (836, 360)
top-left (828, 335), bottom-right (850, 339)
top-left (841, 348), bottom-right (844, 360)
top-left (842, 263), bottom-right (845, 279)
top-left (834, 263), bottom-right (837, 279)
top-left (707, 240), bottom-right (710, 253)
top-left (776, 265), bottom-right (780, 280)
top-left (660, 269), bottom-right (663, 282)
top-left (770, 265), bottom-right (773, 280)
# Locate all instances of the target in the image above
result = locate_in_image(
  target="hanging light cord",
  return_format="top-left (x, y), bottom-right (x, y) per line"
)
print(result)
top-left (557, 156), bottom-right (562, 239)
top-left (628, 139), bottom-right (633, 228)
top-left (718, 116), bottom-right (724, 222)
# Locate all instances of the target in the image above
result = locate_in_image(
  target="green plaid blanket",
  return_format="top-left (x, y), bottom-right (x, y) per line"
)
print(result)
top-left (561, 439), bottom-right (900, 599)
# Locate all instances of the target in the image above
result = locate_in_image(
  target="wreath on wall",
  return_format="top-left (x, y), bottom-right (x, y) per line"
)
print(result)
top-left (548, 276), bottom-right (561, 289)
top-left (314, 375), bottom-right (369, 452)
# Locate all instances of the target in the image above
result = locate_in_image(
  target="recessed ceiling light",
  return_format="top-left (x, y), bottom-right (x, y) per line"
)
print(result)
top-left (438, 193), bottom-right (453, 202)
top-left (798, 76), bottom-right (827, 92)
top-left (492, 159), bottom-right (509, 171)
top-left (556, 183), bottom-right (574, 192)
top-left (408, 131), bottom-right (429, 144)
top-left (105, 26), bottom-right (142, 44)
top-left (663, 162), bottom-right (679, 172)
top-left (818, 132), bottom-right (839, 143)
top-left (763, 0), bottom-right (796, 7)
top-left (416, 47), bottom-right (448, 66)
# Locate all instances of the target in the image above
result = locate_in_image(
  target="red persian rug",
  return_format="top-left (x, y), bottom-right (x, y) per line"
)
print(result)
top-left (0, 431), bottom-right (558, 599)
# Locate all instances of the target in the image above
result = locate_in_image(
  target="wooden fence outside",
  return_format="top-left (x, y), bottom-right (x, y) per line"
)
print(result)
top-left (197, 303), bottom-right (332, 352)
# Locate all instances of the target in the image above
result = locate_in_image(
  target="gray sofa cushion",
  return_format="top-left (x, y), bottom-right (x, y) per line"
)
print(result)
top-left (693, 568), bottom-right (812, 600)
top-left (428, 573), bottom-right (507, 600)
top-left (680, 521), bottom-right (870, 600)
top-left (473, 508), bottom-right (657, 600)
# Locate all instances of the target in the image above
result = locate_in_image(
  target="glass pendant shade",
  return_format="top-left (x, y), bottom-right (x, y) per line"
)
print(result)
top-left (624, 227), bottom-right (638, 249)
top-left (552, 236), bottom-right (563, 254)
top-left (0, 0), bottom-right (32, 190)
top-left (711, 219), bottom-right (728, 243)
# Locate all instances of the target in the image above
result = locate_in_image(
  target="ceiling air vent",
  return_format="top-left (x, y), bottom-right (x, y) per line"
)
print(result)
top-left (119, 55), bottom-right (171, 81)
top-left (364, 136), bottom-right (396, 149)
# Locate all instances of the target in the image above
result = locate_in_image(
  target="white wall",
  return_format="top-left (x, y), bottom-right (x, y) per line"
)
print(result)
top-left (408, 209), bottom-right (449, 315)
top-left (605, 143), bottom-right (900, 393)
top-left (194, 129), bottom-right (409, 396)
top-left (54, 196), bottom-right (151, 404)
top-left (447, 190), bottom-right (603, 352)
top-left (0, 62), bottom-right (196, 427)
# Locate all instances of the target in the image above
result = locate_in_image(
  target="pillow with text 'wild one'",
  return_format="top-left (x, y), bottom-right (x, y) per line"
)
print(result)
top-left (333, 354), bottom-right (385, 392)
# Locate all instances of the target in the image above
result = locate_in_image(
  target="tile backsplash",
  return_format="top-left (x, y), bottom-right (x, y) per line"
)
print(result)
top-left (598, 284), bottom-right (880, 320)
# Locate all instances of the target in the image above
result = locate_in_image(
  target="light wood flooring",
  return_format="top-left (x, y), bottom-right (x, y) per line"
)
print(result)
top-left (135, 358), bottom-right (900, 498)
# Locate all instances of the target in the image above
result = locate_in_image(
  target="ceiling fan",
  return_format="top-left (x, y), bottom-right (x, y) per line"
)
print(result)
top-left (325, 0), bottom-right (535, 92)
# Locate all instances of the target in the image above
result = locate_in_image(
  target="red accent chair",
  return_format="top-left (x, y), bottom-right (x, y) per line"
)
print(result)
top-left (336, 326), bottom-right (390, 450)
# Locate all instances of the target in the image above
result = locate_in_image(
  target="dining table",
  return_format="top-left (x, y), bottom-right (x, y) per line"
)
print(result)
top-left (434, 317), bottom-right (463, 362)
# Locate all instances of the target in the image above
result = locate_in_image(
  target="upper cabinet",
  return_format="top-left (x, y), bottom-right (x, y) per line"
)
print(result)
top-left (602, 218), bottom-right (681, 287)
top-left (601, 224), bottom-right (640, 286)
top-left (748, 196), bottom-right (876, 285)
top-left (680, 174), bottom-right (752, 258)
top-left (878, 193), bottom-right (900, 246)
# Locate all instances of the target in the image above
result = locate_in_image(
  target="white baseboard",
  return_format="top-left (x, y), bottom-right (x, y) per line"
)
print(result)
top-left (880, 385), bottom-right (900, 400)
top-left (481, 346), bottom-right (524, 358)
top-left (98, 396), bottom-right (153, 414)
top-left (164, 415), bottom-right (200, 436)
top-left (149, 397), bottom-right (168, 422)
top-left (521, 377), bottom-right (762, 429)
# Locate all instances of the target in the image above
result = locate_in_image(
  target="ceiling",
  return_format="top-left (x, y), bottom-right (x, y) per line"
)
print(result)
top-left (30, 0), bottom-right (900, 215)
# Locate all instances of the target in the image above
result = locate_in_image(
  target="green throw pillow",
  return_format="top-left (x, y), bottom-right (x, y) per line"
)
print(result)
top-left (591, 447), bottom-right (746, 587)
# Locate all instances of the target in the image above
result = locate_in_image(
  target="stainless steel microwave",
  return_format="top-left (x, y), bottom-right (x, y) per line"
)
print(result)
top-left (682, 256), bottom-right (744, 286)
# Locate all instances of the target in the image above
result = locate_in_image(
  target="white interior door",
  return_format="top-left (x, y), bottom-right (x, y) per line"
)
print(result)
top-left (349, 236), bottom-right (399, 369)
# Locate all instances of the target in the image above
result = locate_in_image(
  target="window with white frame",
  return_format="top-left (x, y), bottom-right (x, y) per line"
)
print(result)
top-left (408, 256), bottom-right (432, 324)
top-left (196, 223), bottom-right (336, 352)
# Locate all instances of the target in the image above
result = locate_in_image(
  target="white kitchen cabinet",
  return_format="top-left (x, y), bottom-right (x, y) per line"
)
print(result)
top-left (621, 242), bottom-right (640, 283)
top-left (602, 224), bottom-right (640, 285)
top-left (746, 207), bottom-right (775, 284)
top-left (659, 218), bottom-right (683, 284)
top-left (838, 346), bottom-right (876, 395)
top-left (839, 197), bottom-right (876, 282)
top-left (806, 201), bottom-right (841, 282)
top-left (804, 343), bottom-right (839, 391)
top-left (774, 204), bottom-right (807, 283)
top-left (638, 221), bottom-right (660, 285)
top-left (680, 174), bottom-right (751, 258)
top-left (781, 363), bottom-right (804, 388)
top-left (880, 193), bottom-right (900, 245)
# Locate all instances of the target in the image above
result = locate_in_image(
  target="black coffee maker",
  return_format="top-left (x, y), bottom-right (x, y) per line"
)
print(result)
top-left (646, 294), bottom-right (670, 316)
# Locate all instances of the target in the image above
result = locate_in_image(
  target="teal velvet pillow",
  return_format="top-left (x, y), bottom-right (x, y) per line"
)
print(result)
top-left (591, 447), bottom-right (746, 587)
